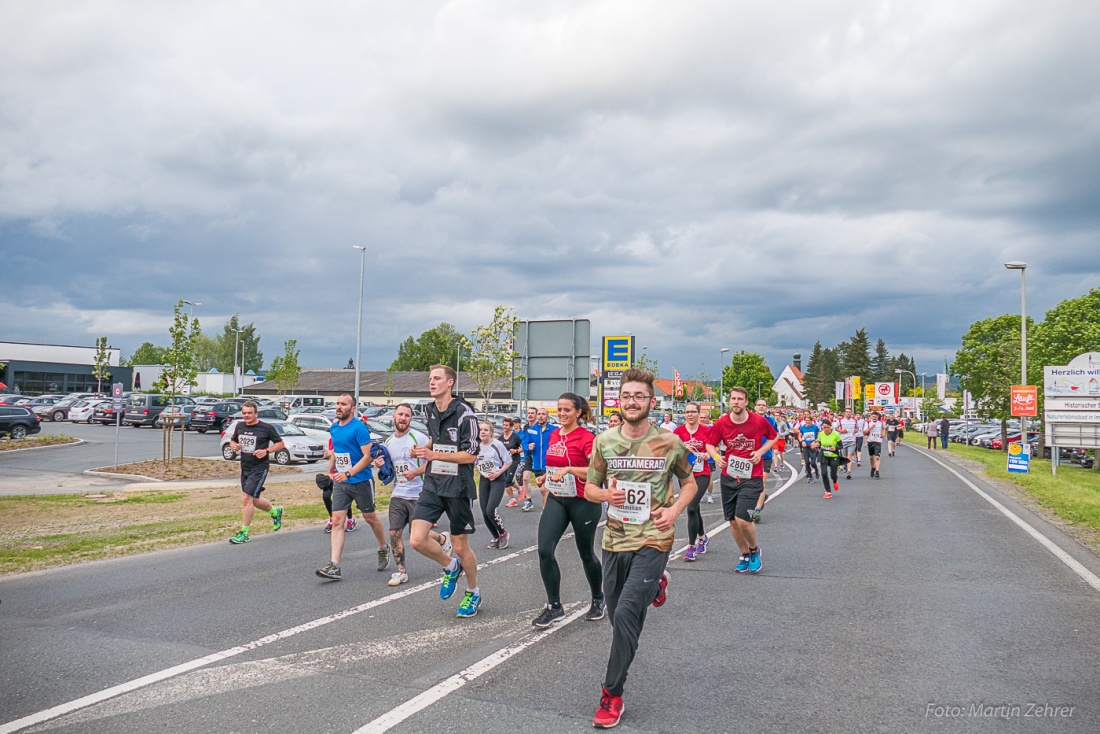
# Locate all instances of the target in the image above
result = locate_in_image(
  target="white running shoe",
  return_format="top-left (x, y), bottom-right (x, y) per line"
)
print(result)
top-left (438, 531), bottom-right (453, 557)
top-left (388, 571), bottom-right (409, 587)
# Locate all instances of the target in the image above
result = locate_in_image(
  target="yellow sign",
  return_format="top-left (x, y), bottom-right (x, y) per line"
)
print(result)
top-left (1008, 442), bottom-right (1023, 456)
top-left (865, 384), bottom-right (875, 401)
top-left (602, 335), bottom-right (635, 371)
top-left (851, 376), bottom-right (861, 398)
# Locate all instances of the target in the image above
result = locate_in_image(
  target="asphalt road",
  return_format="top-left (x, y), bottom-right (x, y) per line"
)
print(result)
top-left (2, 446), bottom-right (1098, 733)
top-left (0, 421), bottom-right (317, 495)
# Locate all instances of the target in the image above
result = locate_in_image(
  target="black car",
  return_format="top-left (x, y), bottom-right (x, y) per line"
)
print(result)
top-left (91, 403), bottom-right (127, 425)
top-left (0, 406), bottom-right (42, 439)
top-left (190, 400), bottom-right (250, 434)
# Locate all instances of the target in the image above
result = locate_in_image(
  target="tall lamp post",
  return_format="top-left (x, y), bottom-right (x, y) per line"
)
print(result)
top-left (233, 327), bottom-right (243, 396)
top-left (921, 372), bottom-right (928, 421)
top-left (353, 245), bottom-right (368, 409)
top-left (896, 368), bottom-right (917, 419)
top-left (1004, 261), bottom-right (1027, 384)
top-left (720, 347), bottom-right (730, 413)
top-left (181, 299), bottom-right (201, 320)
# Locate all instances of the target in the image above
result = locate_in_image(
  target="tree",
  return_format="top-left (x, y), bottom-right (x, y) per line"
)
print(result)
top-left (390, 322), bottom-right (468, 372)
top-left (155, 302), bottom-right (200, 464)
top-left (212, 315), bottom-right (263, 374)
top-left (840, 328), bottom-right (873, 383)
top-left (633, 351), bottom-right (659, 376)
top-left (93, 336), bottom-right (111, 393)
top-left (193, 332), bottom-right (218, 372)
top-left (127, 342), bottom-right (167, 366)
top-left (465, 306), bottom-right (518, 416)
top-left (721, 350), bottom-right (777, 405)
top-left (871, 339), bottom-right (892, 382)
top-left (383, 369), bottom-right (396, 405)
top-left (266, 340), bottom-right (302, 396)
top-left (891, 353), bottom-right (917, 395)
top-left (953, 314), bottom-right (1032, 451)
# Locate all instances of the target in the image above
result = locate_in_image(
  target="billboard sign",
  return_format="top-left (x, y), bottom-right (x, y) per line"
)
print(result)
top-left (1007, 441), bottom-right (1031, 474)
top-left (1010, 385), bottom-right (1038, 417)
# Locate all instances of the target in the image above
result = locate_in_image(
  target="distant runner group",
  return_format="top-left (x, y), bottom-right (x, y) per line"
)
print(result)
top-left (226, 366), bottom-right (907, 729)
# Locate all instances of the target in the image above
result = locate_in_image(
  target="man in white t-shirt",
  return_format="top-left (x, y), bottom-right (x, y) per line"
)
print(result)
top-left (658, 412), bottom-right (677, 432)
top-left (837, 409), bottom-right (859, 481)
top-left (379, 402), bottom-right (452, 586)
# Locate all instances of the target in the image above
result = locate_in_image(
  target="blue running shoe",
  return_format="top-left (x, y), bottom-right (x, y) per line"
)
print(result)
top-left (696, 535), bottom-right (709, 555)
top-left (734, 554), bottom-right (750, 573)
top-left (440, 562), bottom-right (463, 600)
top-left (683, 545), bottom-right (697, 562)
top-left (748, 547), bottom-right (762, 574)
top-left (456, 590), bottom-right (481, 618)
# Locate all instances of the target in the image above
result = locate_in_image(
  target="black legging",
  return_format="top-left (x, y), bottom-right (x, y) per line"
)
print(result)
top-left (538, 494), bottom-right (603, 605)
top-left (801, 444), bottom-right (819, 476)
top-left (322, 487), bottom-right (334, 516)
top-left (479, 476), bottom-right (507, 539)
top-left (686, 474), bottom-right (709, 545)
top-left (820, 454), bottom-right (841, 490)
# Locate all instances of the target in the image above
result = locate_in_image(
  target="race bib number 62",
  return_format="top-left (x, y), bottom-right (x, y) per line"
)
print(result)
top-left (608, 481), bottom-right (651, 524)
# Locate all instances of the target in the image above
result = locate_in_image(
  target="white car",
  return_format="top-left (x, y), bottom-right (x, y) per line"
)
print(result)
top-left (220, 419), bottom-right (327, 465)
top-left (286, 413), bottom-right (332, 443)
top-left (69, 399), bottom-right (108, 423)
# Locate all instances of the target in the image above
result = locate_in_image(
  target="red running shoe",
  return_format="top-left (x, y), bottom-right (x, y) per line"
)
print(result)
top-left (593, 688), bottom-right (624, 728)
top-left (651, 570), bottom-right (671, 608)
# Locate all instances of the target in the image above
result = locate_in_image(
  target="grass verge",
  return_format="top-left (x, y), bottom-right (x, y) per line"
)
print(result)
top-left (0, 480), bottom-right (393, 575)
top-left (0, 434), bottom-right (80, 452)
top-left (930, 440), bottom-right (1100, 553)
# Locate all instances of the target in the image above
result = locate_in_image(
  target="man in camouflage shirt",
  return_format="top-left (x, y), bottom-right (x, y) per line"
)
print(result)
top-left (585, 368), bottom-right (697, 729)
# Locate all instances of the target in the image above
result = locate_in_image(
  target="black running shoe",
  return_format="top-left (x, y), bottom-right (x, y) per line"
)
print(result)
top-left (533, 604), bottom-right (566, 628)
top-left (585, 598), bottom-right (606, 622)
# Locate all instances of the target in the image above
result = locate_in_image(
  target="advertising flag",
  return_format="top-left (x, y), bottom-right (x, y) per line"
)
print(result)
top-left (936, 373), bottom-right (948, 400)
top-left (835, 381), bottom-right (845, 401)
top-left (674, 369), bottom-right (683, 398)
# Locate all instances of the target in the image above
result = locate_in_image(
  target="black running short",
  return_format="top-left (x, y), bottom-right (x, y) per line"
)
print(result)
top-left (719, 475), bottom-right (764, 523)
top-left (855, 436), bottom-right (864, 451)
top-left (240, 465), bottom-right (268, 498)
top-left (332, 479), bottom-right (376, 514)
top-left (762, 457), bottom-right (773, 472)
top-left (413, 490), bottom-right (477, 536)
top-left (868, 442), bottom-right (882, 457)
top-left (388, 496), bottom-right (418, 531)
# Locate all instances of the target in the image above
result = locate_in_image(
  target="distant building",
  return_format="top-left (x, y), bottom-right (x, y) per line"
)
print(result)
top-left (0, 341), bottom-right (132, 396)
top-left (773, 364), bottom-right (807, 408)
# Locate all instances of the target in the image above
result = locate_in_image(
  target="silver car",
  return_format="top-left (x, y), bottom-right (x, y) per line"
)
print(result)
top-left (220, 419), bottom-right (326, 465)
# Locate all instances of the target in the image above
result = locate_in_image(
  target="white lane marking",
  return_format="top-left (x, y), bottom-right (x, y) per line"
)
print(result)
top-left (0, 538), bottom-right (549, 734)
top-left (354, 604), bottom-right (588, 734)
top-left (913, 447), bottom-right (1100, 593)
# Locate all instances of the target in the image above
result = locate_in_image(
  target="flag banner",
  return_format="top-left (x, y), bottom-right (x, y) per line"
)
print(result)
top-left (836, 380), bottom-right (845, 401)
top-left (936, 373), bottom-right (948, 400)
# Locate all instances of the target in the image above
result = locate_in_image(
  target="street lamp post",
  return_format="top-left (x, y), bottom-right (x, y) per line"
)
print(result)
top-left (353, 245), bottom-right (368, 409)
top-left (921, 372), bottom-right (928, 420)
top-left (720, 347), bottom-right (730, 413)
top-left (1004, 261), bottom-right (1027, 384)
top-left (896, 368), bottom-right (917, 419)
top-left (233, 328), bottom-right (243, 396)
top-left (181, 299), bottom-right (201, 320)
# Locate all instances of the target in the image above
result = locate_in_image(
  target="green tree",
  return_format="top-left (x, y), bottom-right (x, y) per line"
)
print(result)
top-left (633, 351), bottom-right (659, 376)
top-left (266, 340), bottom-right (302, 396)
top-left (127, 342), bottom-right (167, 366)
top-left (953, 314), bottom-right (1032, 451)
top-left (721, 351), bottom-right (777, 405)
top-left (155, 302), bottom-right (200, 464)
top-left (93, 336), bottom-right (112, 393)
top-left (383, 369), bottom-right (396, 405)
top-left (193, 332), bottom-right (218, 372)
top-left (871, 338), bottom-right (892, 381)
top-left (390, 322), bottom-right (468, 372)
top-left (466, 306), bottom-right (518, 416)
top-left (213, 315), bottom-right (263, 374)
top-left (840, 328), bottom-right (873, 383)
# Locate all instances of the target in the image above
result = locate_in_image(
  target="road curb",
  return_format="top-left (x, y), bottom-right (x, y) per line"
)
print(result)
top-left (84, 468), bottom-right (163, 483)
top-left (81, 466), bottom-right (313, 491)
top-left (0, 438), bottom-right (85, 454)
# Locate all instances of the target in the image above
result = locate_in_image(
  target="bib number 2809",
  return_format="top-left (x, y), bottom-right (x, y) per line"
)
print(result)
top-left (608, 481), bottom-right (651, 525)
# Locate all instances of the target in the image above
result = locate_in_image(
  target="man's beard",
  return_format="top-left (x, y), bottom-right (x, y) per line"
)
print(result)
top-left (623, 404), bottom-right (652, 427)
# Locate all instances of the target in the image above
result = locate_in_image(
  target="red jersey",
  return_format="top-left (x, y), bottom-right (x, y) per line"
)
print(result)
top-left (545, 426), bottom-right (595, 499)
top-left (707, 412), bottom-right (777, 479)
top-left (674, 424), bottom-right (713, 477)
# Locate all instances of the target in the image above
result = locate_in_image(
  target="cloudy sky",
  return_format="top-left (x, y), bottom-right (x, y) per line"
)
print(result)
top-left (2, 0), bottom-right (1097, 382)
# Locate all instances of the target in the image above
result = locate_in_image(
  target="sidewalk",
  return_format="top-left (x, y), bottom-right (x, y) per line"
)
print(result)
top-left (0, 464), bottom-right (314, 497)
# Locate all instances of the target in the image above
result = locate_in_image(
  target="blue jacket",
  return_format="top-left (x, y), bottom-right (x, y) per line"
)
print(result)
top-left (523, 422), bottom-right (555, 471)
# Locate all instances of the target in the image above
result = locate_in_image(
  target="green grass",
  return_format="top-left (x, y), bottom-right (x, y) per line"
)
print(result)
top-left (0, 434), bottom-right (79, 451)
top-left (0, 492), bottom-right (187, 507)
top-left (943, 442), bottom-right (1100, 532)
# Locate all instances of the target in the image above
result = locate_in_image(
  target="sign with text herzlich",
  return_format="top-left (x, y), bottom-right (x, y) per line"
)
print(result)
top-left (1043, 352), bottom-right (1100, 475)
top-left (1010, 385), bottom-right (1038, 417)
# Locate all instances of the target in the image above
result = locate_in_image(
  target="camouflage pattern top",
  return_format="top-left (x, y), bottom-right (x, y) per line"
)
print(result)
top-left (587, 424), bottom-right (694, 553)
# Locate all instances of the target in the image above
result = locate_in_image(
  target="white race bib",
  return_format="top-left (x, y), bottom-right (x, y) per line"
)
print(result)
top-left (334, 452), bottom-right (352, 473)
top-left (477, 459), bottom-right (496, 476)
top-left (725, 455), bottom-right (753, 479)
top-left (431, 444), bottom-right (458, 476)
top-left (692, 455), bottom-right (706, 473)
top-left (608, 481), bottom-right (651, 524)
top-left (394, 459), bottom-right (414, 484)
top-left (546, 472), bottom-right (577, 498)
top-left (239, 434), bottom-right (257, 454)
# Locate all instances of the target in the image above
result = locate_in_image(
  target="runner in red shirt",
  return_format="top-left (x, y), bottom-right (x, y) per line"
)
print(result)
top-left (532, 392), bottom-right (606, 627)
top-left (673, 402), bottom-right (713, 562)
top-left (706, 386), bottom-right (778, 574)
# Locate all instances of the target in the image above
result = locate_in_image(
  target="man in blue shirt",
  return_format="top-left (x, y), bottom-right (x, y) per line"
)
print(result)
top-left (316, 394), bottom-right (389, 580)
top-left (798, 412), bottom-right (821, 483)
top-left (522, 407), bottom-right (554, 512)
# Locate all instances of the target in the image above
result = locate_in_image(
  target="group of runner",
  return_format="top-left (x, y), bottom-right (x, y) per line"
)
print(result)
top-left (227, 366), bottom-right (908, 729)
top-left (792, 408), bottom-right (906, 497)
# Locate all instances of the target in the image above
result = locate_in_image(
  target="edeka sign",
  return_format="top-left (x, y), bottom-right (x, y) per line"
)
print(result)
top-left (602, 336), bottom-right (634, 371)
top-left (1007, 441), bottom-right (1031, 474)
top-left (1010, 385), bottom-right (1038, 417)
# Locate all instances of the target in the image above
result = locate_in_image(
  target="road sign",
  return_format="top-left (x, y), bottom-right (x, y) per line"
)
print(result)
top-left (1010, 385), bottom-right (1037, 416)
top-left (1007, 442), bottom-right (1030, 474)
top-left (511, 320), bottom-right (591, 402)
top-left (602, 336), bottom-right (634, 371)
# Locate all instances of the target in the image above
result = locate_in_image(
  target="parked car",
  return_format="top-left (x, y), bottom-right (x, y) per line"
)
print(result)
top-left (989, 432), bottom-right (1039, 451)
top-left (124, 394), bottom-right (197, 427)
top-left (219, 419), bottom-right (326, 464)
top-left (190, 400), bottom-right (250, 433)
top-left (0, 394), bottom-right (33, 406)
top-left (36, 394), bottom-right (99, 422)
top-left (69, 398), bottom-right (108, 423)
top-left (0, 406), bottom-right (42, 439)
top-left (288, 405), bottom-right (328, 416)
top-left (193, 396), bottom-right (222, 407)
top-left (226, 407), bottom-right (288, 423)
top-left (155, 404), bottom-right (200, 429)
top-left (286, 413), bottom-right (332, 442)
top-left (91, 402), bottom-right (127, 425)
top-left (29, 396), bottom-right (65, 420)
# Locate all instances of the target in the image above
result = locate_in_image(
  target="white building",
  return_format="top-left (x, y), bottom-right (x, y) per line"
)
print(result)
top-left (773, 364), bottom-right (807, 408)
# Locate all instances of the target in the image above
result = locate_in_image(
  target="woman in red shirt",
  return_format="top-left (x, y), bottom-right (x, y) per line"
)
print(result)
top-left (533, 392), bottom-right (605, 627)
top-left (673, 402), bottom-right (712, 561)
